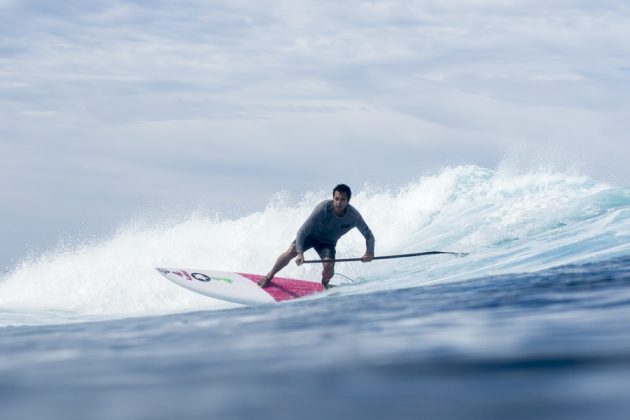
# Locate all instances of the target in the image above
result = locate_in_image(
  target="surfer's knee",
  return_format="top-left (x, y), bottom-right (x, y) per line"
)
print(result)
top-left (286, 242), bottom-right (298, 257)
top-left (280, 243), bottom-right (298, 261)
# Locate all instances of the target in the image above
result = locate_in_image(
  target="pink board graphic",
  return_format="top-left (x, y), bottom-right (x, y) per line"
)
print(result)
top-left (156, 267), bottom-right (325, 305)
top-left (238, 273), bottom-right (325, 302)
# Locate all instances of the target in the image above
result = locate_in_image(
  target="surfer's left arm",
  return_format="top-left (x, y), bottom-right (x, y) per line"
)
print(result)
top-left (356, 216), bottom-right (375, 262)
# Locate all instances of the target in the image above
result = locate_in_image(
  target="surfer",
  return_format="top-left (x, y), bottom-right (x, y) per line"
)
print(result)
top-left (258, 184), bottom-right (375, 289)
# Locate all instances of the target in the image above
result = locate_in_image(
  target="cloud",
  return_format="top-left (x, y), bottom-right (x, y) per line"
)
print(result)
top-left (1, 0), bottom-right (629, 267)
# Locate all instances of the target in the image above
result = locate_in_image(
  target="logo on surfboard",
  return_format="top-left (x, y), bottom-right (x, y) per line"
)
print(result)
top-left (156, 268), bottom-right (234, 284)
top-left (191, 272), bottom-right (212, 282)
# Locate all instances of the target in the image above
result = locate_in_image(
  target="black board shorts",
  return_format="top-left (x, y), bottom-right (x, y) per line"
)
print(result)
top-left (292, 236), bottom-right (336, 260)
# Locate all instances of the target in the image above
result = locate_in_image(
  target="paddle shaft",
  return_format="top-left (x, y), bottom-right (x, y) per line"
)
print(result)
top-left (303, 251), bottom-right (467, 264)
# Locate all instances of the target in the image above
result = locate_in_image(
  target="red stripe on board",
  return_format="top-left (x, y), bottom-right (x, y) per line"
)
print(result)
top-left (238, 273), bottom-right (324, 302)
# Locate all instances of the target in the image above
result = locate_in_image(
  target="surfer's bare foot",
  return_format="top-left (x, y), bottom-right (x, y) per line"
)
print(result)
top-left (258, 274), bottom-right (272, 288)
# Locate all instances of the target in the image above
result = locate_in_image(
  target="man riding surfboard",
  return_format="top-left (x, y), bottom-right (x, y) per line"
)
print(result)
top-left (258, 184), bottom-right (375, 289)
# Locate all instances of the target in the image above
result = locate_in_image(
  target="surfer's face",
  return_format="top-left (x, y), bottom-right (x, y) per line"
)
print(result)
top-left (332, 191), bottom-right (349, 216)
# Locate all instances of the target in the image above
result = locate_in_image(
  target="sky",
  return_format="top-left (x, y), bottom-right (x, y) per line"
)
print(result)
top-left (1, 0), bottom-right (629, 269)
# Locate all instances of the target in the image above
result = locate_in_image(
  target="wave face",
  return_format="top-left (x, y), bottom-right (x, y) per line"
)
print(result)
top-left (1, 165), bottom-right (629, 324)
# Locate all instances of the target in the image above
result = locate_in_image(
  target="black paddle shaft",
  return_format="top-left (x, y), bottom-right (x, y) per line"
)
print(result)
top-left (302, 251), bottom-right (468, 264)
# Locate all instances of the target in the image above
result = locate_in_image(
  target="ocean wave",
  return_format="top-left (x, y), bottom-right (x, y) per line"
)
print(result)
top-left (1, 164), bottom-right (628, 322)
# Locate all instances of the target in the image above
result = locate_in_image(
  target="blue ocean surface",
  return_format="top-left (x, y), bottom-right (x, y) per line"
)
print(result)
top-left (1, 166), bottom-right (629, 419)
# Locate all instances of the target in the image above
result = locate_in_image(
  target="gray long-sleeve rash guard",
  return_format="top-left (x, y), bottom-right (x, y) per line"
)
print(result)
top-left (295, 200), bottom-right (375, 254)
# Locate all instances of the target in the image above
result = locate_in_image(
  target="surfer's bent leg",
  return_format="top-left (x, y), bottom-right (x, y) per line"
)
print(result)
top-left (316, 244), bottom-right (336, 288)
top-left (258, 242), bottom-right (298, 287)
top-left (322, 258), bottom-right (334, 286)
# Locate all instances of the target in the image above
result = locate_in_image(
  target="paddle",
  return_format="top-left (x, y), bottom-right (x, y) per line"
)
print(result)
top-left (303, 251), bottom-right (468, 263)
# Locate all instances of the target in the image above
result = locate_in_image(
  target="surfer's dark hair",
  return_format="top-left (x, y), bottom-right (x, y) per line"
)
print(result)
top-left (333, 184), bottom-right (352, 200)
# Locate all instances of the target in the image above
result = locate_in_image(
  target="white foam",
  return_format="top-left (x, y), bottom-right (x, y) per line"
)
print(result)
top-left (0, 164), bottom-right (628, 323)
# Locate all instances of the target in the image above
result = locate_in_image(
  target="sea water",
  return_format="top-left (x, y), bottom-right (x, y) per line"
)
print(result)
top-left (1, 165), bottom-right (629, 420)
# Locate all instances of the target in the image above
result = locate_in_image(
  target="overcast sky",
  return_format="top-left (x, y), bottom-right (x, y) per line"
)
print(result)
top-left (1, 0), bottom-right (629, 269)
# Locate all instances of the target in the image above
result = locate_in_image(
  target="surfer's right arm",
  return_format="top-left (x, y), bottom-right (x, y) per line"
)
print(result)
top-left (356, 214), bottom-right (375, 262)
top-left (295, 200), bottom-right (327, 255)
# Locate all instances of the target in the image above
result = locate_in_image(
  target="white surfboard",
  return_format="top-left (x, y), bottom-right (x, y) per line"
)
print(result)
top-left (156, 268), bottom-right (325, 306)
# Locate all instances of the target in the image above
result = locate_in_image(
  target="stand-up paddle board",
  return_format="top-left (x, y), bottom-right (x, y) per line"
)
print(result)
top-left (156, 268), bottom-right (325, 305)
